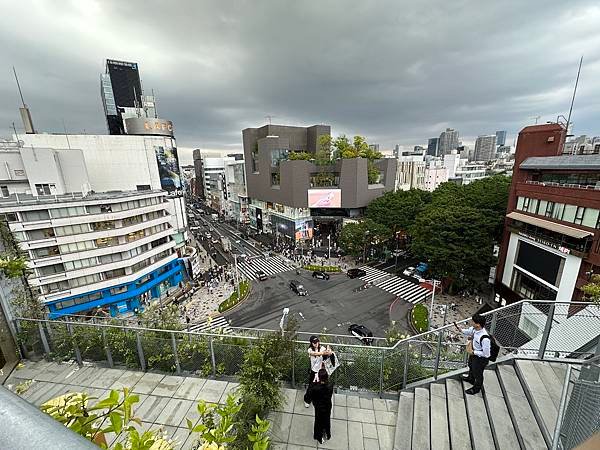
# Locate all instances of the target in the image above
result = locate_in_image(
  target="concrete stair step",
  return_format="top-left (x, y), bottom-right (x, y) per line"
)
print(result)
top-left (394, 391), bottom-right (414, 450)
top-left (446, 378), bottom-right (473, 450)
top-left (430, 383), bottom-right (450, 450)
top-left (412, 388), bottom-right (430, 450)
top-left (482, 369), bottom-right (521, 450)
top-left (497, 364), bottom-right (547, 449)
top-left (463, 381), bottom-right (495, 450)
top-left (515, 360), bottom-right (559, 443)
top-left (531, 361), bottom-right (564, 409)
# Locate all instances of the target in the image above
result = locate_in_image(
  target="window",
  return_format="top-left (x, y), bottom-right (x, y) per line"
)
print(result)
top-left (58, 240), bottom-right (95, 254)
top-left (530, 198), bottom-right (539, 214)
top-left (574, 206), bottom-right (585, 225)
top-left (522, 197), bottom-right (530, 212)
top-left (69, 274), bottom-right (101, 288)
top-left (110, 286), bottom-right (128, 295)
top-left (35, 184), bottom-right (56, 195)
top-left (544, 201), bottom-right (554, 217)
top-left (582, 208), bottom-right (599, 228)
top-left (91, 221), bottom-right (115, 231)
top-left (517, 197), bottom-right (525, 210)
top-left (126, 230), bottom-right (145, 243)
top-left (0, 213), bottom-right (17, 222)
top-left (0, 186), bottom-right (8, 197)
top-left (22, 210), bottom-right (50, 222)
top-left (33, 246), bottom-right (60, 258)
top-left (563, 204), bottom-right (577, 223)
top-left (95, 236), bottom-right (119, 248)
top-left (50, 206), bottom-right (86, 218)
top-left (270, 172), bottom-right (281, 186)
top-left (38, 263), bottom-right (65, 276)
top-left (136, 185), bottom-right (151, 191)
top-left (270, 149), bottom-right (288, 167)
top-left (99, 253), bottom-right (123, 264)
top-left (54, 224), bottom-right (90, 236)
top-left (123, 215), bottom-right (143, 226)
top-left (64, 257), bottom-right (97, 271)
top-left (552, 203), bottom-right (564, 220)
top-left (27, 228), bottom-right (56, 240)
top-left (104, 268), bottom-right (126, 280)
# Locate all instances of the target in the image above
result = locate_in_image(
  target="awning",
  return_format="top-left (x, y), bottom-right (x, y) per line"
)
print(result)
top-left (506, 211), bottom-right (593, 239)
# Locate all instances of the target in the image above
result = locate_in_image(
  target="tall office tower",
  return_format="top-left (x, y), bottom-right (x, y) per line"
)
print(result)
top-left (438, 128), bottom-right (459, 154)
top-left (101, 59), bottom-right (143, 135)
top-left (496, 130), bottom-right (507, 147)
top-left (427, 138), bottom-right (439, 156)
top-left (474, 135), bottom-right (497, 161)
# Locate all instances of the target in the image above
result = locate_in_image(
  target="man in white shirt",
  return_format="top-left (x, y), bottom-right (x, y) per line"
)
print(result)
top-left (454, 313), bottom-right (491, 395)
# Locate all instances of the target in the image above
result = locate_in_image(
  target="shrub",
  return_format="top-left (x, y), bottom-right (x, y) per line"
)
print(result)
top-left (218, 280), bottom-right (250, 313)
top-left (302, 264), bottom-right (342, 272)
top-left (411, 304), bottom-right (429, 333)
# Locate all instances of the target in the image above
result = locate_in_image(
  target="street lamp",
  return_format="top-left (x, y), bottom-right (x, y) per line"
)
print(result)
top-left (363, 231), bottom-right (370, 263)
top-left (279, 307), bottom-right (290, 337)
top-left (428, 279), bottom-right (439, 331)
top-left (327, 234), bottom-right (331, 260)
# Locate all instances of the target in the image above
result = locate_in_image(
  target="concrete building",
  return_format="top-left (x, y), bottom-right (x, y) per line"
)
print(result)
top-left (438, 128), bottom-right (459, 155)
top-left (563, 135), bottom-right (600, 155)
top-left (395, 156), bottom-right (426, 191)
top-left (223, 159), bottom-right (249, 224)
top-left (424, 161), bottom-right (448, 191)
top-left (427, 138), bottom-right (439, 157)
top-left (0, 190), bottom-right (182, 319)
top-left (192, 149), bottom-right (204, 199)
top-left (474, 135), bottom-right (497, 161)
top-left (201, 156), bottom-right (232, 214)
top-left (242, 124), bottom-right (396, 242)
top-left (496, 130), bottom-right (507, 147)
top-left (454, 163), bottom-right (488, 184)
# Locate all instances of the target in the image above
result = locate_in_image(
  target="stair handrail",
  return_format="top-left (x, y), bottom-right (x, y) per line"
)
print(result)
top-left (551, 364), bottom-right (573, 450)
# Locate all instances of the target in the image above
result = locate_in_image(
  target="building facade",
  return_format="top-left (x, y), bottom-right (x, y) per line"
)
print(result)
top-left (474, 135), bottom-right (497, 161)
top-left (495, 123), bottom-right (600, 309)
top-left (0, 190), bottom-right (183, 318)
top-left (438, 128), bottom-right (459, 155)
top-left (242, 124), bottom-right (396, 242)
top-left (224, 159), bottom-right (249, 224)
top-left (427, 138), bottom-right (439, 157)
top-left (496, 130), bottom-right (507, 147)
top-left (424, 162), bottom-right (448, 192)
top-left (395, 155), bottom-right (426, 191)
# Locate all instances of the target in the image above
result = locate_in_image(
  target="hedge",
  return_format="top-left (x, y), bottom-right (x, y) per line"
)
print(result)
top-left (411, 303), bottom-right (429, 333)
top-left (303, 264), bottom-right (342, 272)
top-left (219, 280), bottom-right (250, 313)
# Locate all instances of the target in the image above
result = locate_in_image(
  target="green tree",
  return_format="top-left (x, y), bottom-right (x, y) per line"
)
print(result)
top-left (288, 151), bottom-right (312, 161)
top-left (339, 219), bottom-right (390, 259)
top-left (582, 274), bottom-right (600, 304)
top-left (366, 189), bottom-right (432, 232)
top-left (409, 205), bottom-right (498, 292)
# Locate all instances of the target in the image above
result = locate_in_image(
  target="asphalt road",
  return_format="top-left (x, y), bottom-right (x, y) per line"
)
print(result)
top-left (224, 269), bottom-right (397, 338)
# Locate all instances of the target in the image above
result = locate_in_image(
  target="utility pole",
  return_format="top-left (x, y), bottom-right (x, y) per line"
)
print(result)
top-left (233, 254), bottom-right (240, 300)
top-left (428, 279), bottom-right (438, 331)
top-left (327, 234), bottom-right (331, 260)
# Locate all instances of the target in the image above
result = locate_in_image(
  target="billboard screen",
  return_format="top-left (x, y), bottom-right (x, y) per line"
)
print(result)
top-left (154, 145), bottom-right (183, 194)
top-left (125, 117), bottom-right (174, 137)
top-left (308, 189), bottom-right (341, 208)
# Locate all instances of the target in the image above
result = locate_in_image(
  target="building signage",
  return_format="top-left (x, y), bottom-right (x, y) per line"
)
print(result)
top-left (517, 231), bottom-right (571, 255)
top-left (154, 145), bottom-right (183, 195)
top-left (308, 189), bottom-right (342, 208)
top-left (124, 117), bottom-right (174, 137)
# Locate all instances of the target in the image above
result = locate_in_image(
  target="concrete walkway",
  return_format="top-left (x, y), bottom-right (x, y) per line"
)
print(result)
top-left (3, 360), bottom-right (397, 450)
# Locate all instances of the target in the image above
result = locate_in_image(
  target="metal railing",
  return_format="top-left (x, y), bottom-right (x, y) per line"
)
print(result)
top-left (553, 355), bottom-right (600, 450)
top-left (14, 300), bottom-right (600, 395)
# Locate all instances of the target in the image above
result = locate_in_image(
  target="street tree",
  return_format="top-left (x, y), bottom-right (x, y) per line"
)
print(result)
top-left (339, 219), bottom-right (390, 259)
top-left (582, 274), bottom-right (600, 304)
top-left (366, 189), bottom-right (432, 232)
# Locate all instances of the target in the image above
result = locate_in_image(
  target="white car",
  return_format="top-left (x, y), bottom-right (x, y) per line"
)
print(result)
top-left (403, 266), bottom-right (415, 276)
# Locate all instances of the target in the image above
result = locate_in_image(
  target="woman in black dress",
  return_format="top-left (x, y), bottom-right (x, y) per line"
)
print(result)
top-left (308, 368), bottom-right (333, 444)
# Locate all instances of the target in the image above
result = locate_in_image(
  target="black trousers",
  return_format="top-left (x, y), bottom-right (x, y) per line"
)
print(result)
top-left (304, 371), bottom-right (318, 404)
top-left (467, 355), bottom-right (488, 392)
top-left (313, 407), bottom-right (332, 441)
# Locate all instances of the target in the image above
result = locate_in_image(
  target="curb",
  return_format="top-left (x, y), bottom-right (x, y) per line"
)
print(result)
top-left (218, 281), bottom-right (253, 315)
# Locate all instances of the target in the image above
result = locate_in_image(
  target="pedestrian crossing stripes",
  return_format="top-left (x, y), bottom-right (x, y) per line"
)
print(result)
top-left (189, 316), bottom-right (232, 334)
top-left (357, 266), bottom-right (394, 283)
top-left (237, 256), bottom-right (295, 280)
top-left (357, 266), bottom-right (430, 304)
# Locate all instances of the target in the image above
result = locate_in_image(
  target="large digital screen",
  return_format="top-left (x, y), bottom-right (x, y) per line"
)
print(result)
top-left (308, 189), bottom-right (341, 208)
top-left (516, 240), bottom-right (563, 286)
top-left (154, 145), bottom-right (182, 195)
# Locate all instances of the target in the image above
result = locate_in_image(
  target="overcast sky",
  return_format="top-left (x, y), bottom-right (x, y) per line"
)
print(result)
top-left (2, 0), bottom-right (600, 158)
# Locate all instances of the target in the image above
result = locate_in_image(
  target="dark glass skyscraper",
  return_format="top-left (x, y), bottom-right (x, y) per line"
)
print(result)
top-left (101, 59), bottom-right (142, 135)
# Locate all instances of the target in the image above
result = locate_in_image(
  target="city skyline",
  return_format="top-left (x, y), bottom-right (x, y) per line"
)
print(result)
top-left (1, 1), bottom-right (599, 151)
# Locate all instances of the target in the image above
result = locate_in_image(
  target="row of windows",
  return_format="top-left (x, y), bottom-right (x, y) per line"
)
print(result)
top-left (516, 196), bottom-right (600, 228)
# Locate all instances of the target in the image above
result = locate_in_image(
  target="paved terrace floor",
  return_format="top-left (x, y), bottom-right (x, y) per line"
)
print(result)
top-left (3, 360), bottom-right (397, 449)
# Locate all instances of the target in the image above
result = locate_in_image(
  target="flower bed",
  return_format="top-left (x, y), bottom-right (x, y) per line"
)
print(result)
top-left (303, 264), bottom-right (342, 272)
top-left (218, 280), bottom-right (250, 313)
top-left (411, 303), bottom-right (429, 333)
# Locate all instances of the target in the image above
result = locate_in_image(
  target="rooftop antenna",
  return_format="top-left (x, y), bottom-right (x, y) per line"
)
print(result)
top-left (152, 89), bottom-right (158, 118)
top-left (13, 66), bottom-right (36, 134)
top-left (62, 119), bottom-right (71, 149)
top-left (265, 115), bottom-right (275, 125)
top-left (529, 115), bottom-right (541, 125)
top-left (565, 55), bottom-right (583, 137)
top-left (12, 122), bottom-right (21, 147)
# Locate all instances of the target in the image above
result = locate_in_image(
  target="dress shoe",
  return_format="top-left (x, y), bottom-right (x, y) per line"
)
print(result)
top-left (461, 375), bottom-right (474, 384)
top-left (465, 388), bottom-right (480, 395)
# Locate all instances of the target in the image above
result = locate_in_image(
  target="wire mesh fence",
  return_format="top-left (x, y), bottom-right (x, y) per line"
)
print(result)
top-left (13, 300), bottom-right (600, 395)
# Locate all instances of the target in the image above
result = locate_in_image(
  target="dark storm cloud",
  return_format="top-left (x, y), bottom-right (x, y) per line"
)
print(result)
top-left (2, 0), bottom-right (600, 150)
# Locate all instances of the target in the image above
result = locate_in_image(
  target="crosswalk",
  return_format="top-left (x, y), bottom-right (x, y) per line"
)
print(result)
top-left (357, 266), bottom-right (431, 304)
top-left (188, 316), bottom-right (232, 334)
top-left (237, 256), bottom-right (295, 280)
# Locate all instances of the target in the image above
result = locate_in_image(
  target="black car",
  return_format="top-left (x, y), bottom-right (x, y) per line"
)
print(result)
top-left (347, 268), bottom-right (367, 279)
top-left (289, 280), bottom-right (307, 296)
top-left (312, 270), bottom-right (330, 280)
top-left (348, 324), bottom-right (374, 345)
top-left (255, 270), bottom-right (268, 281)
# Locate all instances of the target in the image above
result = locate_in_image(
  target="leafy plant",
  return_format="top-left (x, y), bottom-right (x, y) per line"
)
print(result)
top-left (411, 304), bottom-right (429, 333)
top-left (302, 264), bottom-right (342, 272)
top-left (218, 280), bottom-right (250, 313)
top-left (288, 151), bottom-right (312, 161)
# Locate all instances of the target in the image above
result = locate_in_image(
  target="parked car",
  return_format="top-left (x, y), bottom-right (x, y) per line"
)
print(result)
top-left (255, 270), bottom-right (268, 281)
top-left (312, 270), bottom-right (330, 280)
top-left (415, 262), bottom-right (429, 277)
top-left (402, 266), bottom-right (415, 277)
top-left (289, 280), bottom-right (307, 296)
top-left (347, 268), bottom-right (367, 279)
top-left (348, 324), bottom-right (374, 345)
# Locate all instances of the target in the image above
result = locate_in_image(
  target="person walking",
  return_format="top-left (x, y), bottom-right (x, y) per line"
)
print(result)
top-left (454, 313), bottom-right (491, 395)
top-left (304, 336), bottom-right (331, 407)
top-left (307, 368), bottom-right (333, 444)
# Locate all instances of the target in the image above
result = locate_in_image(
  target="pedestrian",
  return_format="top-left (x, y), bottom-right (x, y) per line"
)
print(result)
top-left (454, 313), bottom-right (491, 395)
top-left (304, 336), bottom-right (331, 407)
top-left (306, 368), bottom-right (333, 444)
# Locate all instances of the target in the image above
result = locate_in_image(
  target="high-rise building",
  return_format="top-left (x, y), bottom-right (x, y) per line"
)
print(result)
top-left (496, 130), bottom-right (507, 147)
top-left (474, 135), bottom-right (497, 161)
top-left (427, 138), bottom-right (439, 157)
top-left (438, 128), bottom-right (459, 154)
top-left (101, 60), bottom-right (143, 135)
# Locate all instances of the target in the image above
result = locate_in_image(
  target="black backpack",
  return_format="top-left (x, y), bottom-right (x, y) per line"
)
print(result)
top-left (480, 335), bottom-right (500, 362)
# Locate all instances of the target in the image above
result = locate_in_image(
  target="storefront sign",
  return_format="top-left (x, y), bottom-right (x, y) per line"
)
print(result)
top-left (517, 232), bottom-right (571, 255)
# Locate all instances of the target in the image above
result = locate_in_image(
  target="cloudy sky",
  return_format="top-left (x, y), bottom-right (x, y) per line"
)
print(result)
top-left (2, 0), bottom-right (600, 161)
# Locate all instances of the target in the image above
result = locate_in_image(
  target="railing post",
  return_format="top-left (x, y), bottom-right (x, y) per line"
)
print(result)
top-left (136, 331), bottom-right (146, 372)
top-left (433, 330), bottom-right (443, 380)
top-left (38, 321), bottom-right (50, 356)
top-left (171, 332), bottom-right (181, 374)
top-left (551, 364), bottom-right (572, 450)
top-left (489, 311), bottom-right (498, 335)
top-left (102, 328), bottom-right (113, 368)
top-left (379, 349), bottom-right (385, 397)
top-left (67, 323), bottom-right (82, 367)
top-left (291, 341), bottom-right (296, 388)
top-left (402, 344), bottom-right (409, 389)
top-left (418, 342), bottom-right (423, 366)
top-left (209, 337), bottom-right (216, 377)
top-left (537, 303), bottom-right (556, 359)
